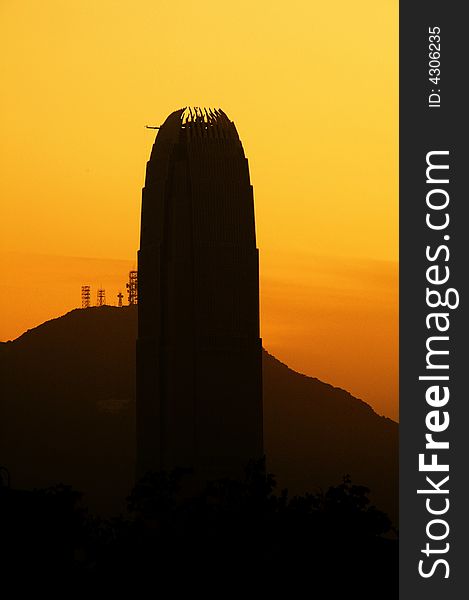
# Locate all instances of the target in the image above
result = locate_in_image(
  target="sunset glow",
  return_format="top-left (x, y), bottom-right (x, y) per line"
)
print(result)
top-left (0, 1), bottom-right (398, 418)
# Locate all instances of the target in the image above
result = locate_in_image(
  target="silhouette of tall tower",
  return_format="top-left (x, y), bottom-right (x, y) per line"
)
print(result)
top-left (137, 107), bottom-right (263, 481)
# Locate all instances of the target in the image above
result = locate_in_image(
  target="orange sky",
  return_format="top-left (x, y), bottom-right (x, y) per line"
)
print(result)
top-left (0, 1), bottom-right (398, 419)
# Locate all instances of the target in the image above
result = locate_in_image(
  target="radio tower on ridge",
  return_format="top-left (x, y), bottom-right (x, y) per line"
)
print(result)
top-left (127, 270), bottom-right (138, 305)
top-left (81, 285), bottom-right (91, 309)
top-left (97, 288), bottom-right (106, 306)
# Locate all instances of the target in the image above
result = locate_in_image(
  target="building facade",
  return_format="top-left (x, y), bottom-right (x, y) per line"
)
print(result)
top-left (136, 107), bottom-right (263, 481)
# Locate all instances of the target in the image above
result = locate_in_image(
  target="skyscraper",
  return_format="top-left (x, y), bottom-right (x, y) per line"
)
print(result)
top-left (136, 107), bottom-right (263, 481)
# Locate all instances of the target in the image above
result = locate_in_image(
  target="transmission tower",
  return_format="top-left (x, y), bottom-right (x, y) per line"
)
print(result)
top-left (126, 270), bottom-right (138, 305)
top-left (97, 288), bottom-right (106, 307)
top-left (81, 285), bottom-right (91, 309)
top-left (117, 291), bottom-right (123, 307)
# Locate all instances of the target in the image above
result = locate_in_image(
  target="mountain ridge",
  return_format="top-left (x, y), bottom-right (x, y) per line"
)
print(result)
top-left (0, 306), bottom-right (397, 522)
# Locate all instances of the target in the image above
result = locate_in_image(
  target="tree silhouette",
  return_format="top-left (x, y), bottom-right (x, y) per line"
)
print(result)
top-left (0, 462), bottom-right (397, 595)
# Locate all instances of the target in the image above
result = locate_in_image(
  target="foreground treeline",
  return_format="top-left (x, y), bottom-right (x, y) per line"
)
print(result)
top-left (0, 461), bottom-right (397, 593)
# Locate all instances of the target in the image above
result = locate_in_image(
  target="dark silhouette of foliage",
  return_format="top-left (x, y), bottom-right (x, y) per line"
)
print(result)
top-left (0, 461), bottom-right (397, 595)
top-left (0, 483), bottom-right (88, 578)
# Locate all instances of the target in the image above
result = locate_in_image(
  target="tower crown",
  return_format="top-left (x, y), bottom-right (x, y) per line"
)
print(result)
top-left (181, 106), bottom-right (228, 124)
top-left (156, 106), bottom-right (239, 140)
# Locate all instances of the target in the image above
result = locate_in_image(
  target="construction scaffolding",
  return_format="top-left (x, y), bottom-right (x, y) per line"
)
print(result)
top-left (81, 285), bottom-right (91, 309)
top-left (126, 270), bottom-right (138, 305)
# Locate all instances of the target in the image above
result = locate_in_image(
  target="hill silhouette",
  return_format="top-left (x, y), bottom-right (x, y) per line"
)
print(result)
top-left (0, 306), bottom-right (397, 522)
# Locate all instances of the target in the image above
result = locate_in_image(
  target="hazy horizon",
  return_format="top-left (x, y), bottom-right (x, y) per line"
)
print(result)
top-left (1, 249), bottom-right (398, 421)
